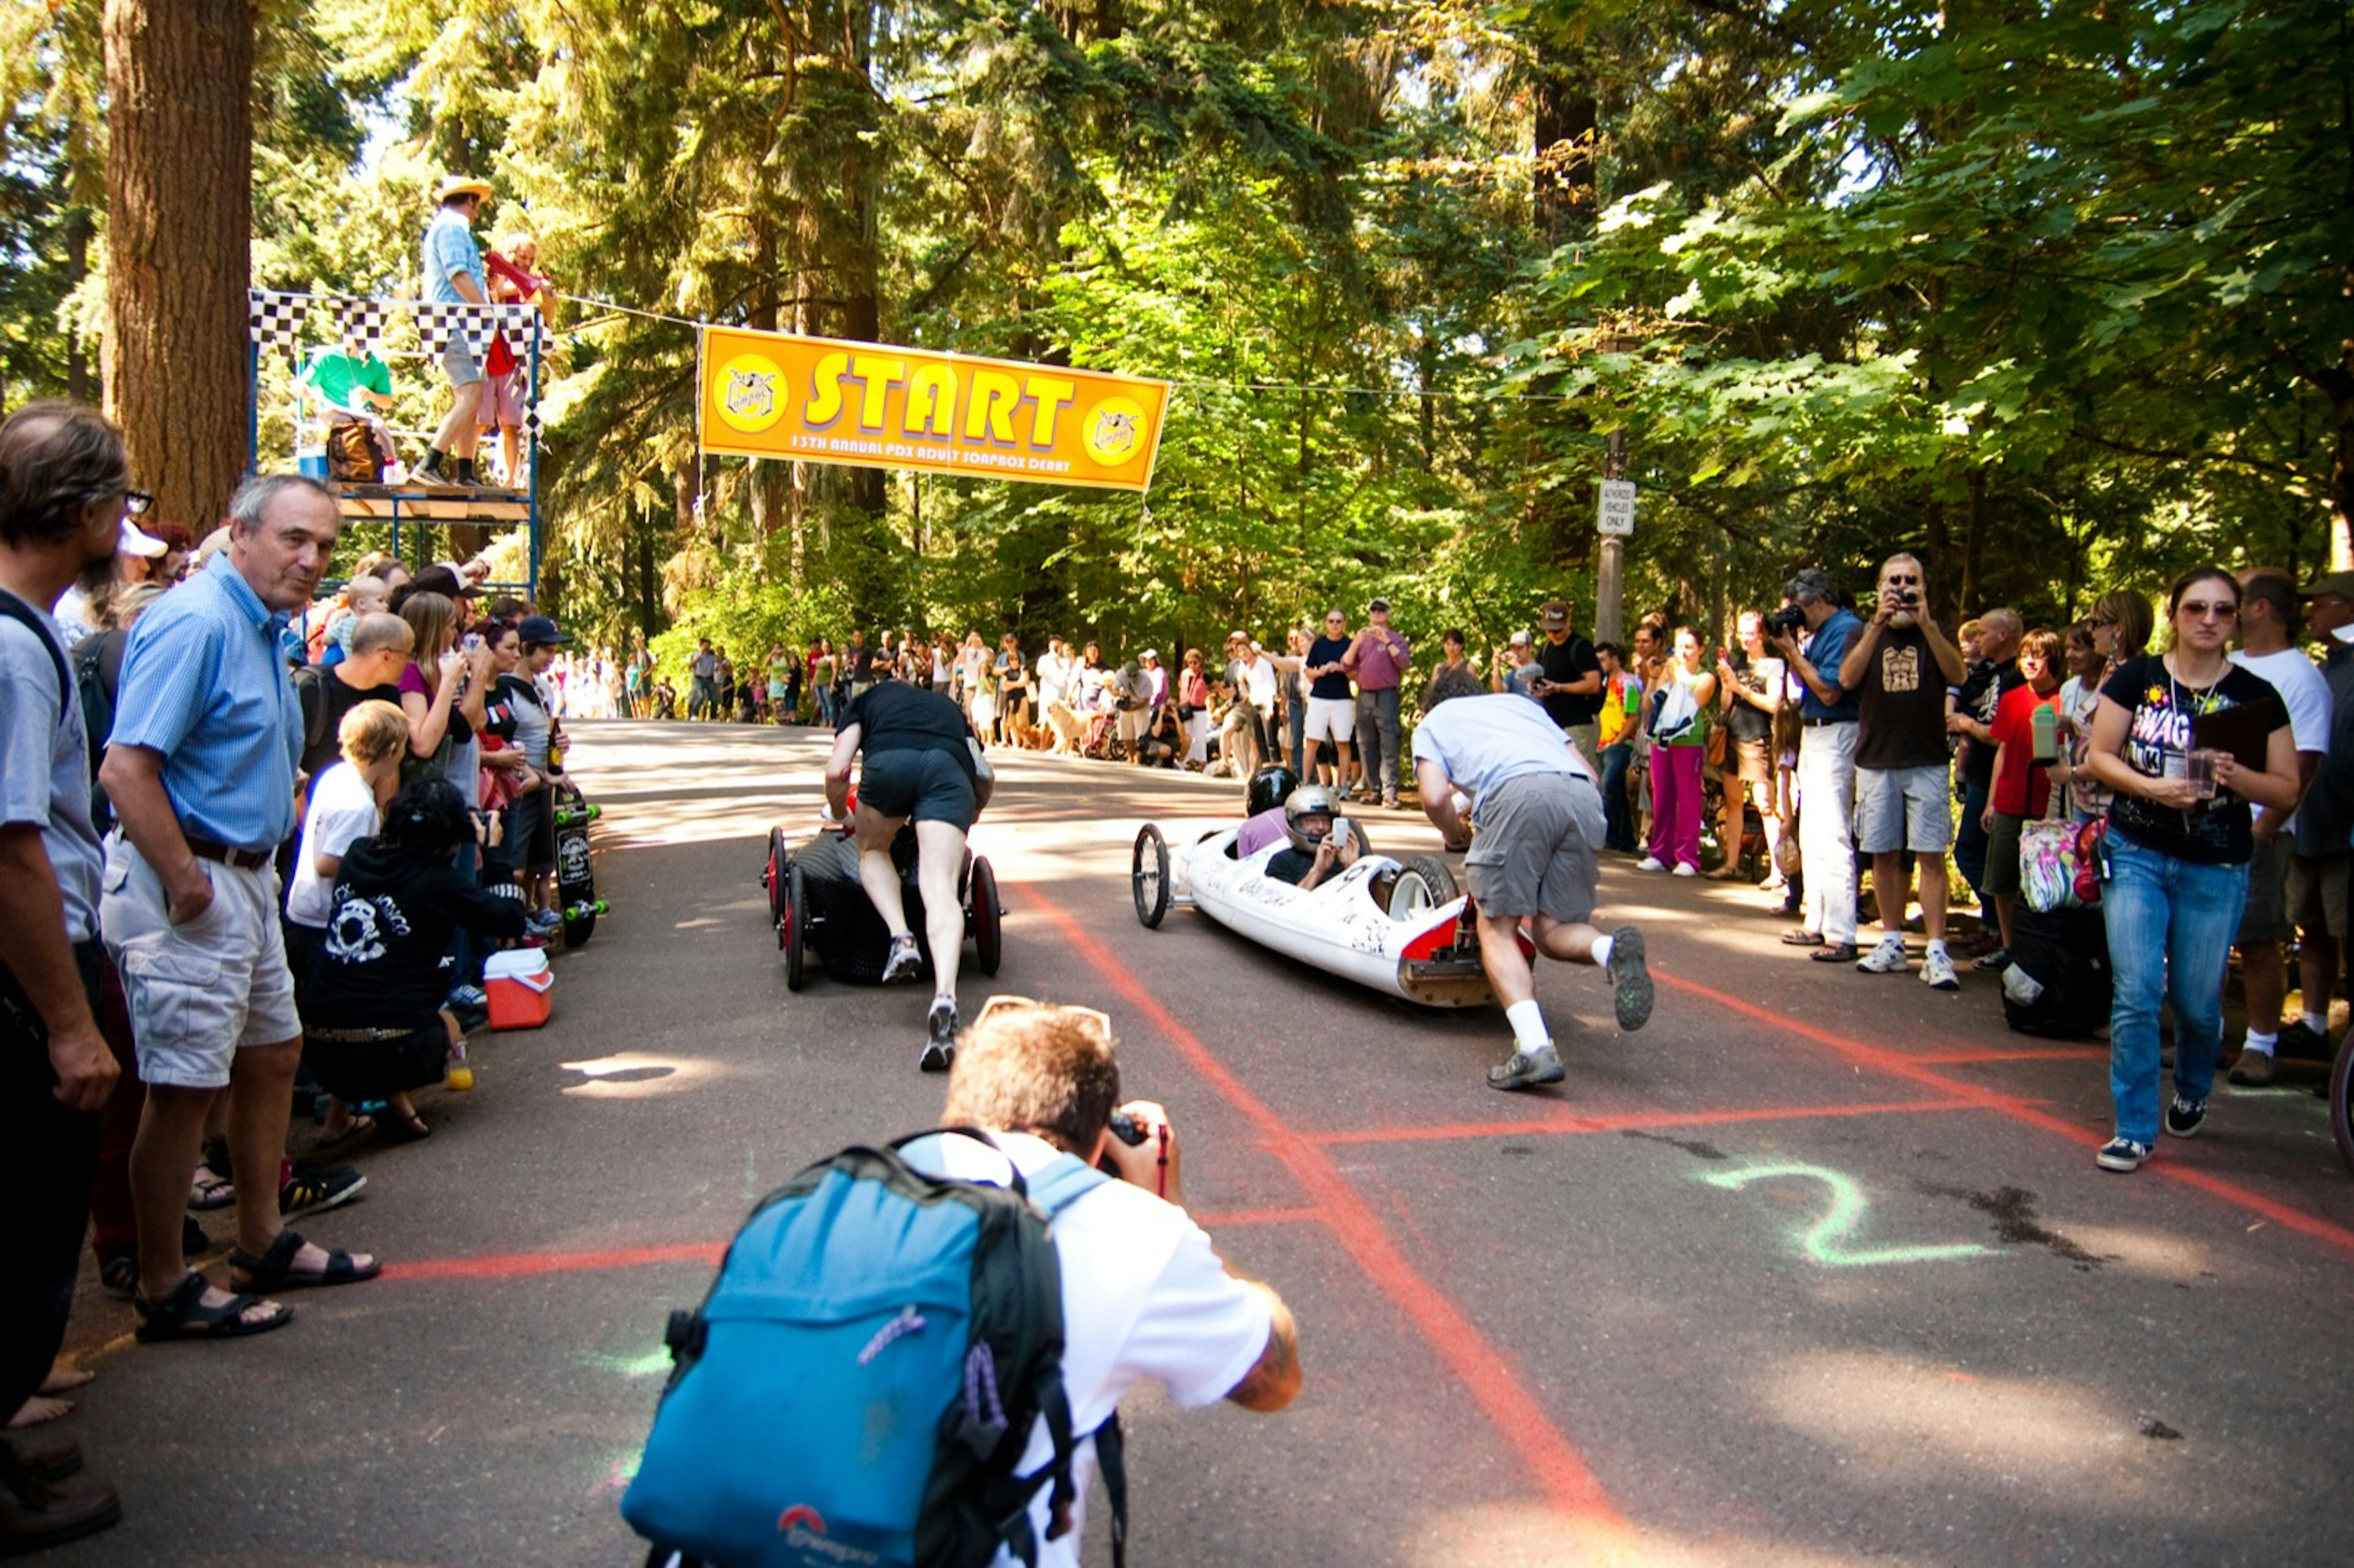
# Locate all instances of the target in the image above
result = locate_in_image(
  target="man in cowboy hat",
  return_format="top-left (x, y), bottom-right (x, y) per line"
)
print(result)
top-left (416, 177), bottom-right (495, 489)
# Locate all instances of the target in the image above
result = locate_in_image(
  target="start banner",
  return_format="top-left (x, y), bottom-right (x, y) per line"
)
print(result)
top-left (698, 325), bottom-right (1169, 493)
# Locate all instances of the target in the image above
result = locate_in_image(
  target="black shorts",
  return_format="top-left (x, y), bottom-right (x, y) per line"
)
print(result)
top-left (860, 748), bottom-right (977, 828)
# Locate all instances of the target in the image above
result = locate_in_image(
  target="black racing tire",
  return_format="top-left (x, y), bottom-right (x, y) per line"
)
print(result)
top-left (783, 861), bottom-right (809, 992)
top-left (1387, 853), bottom-right (1460, 921)
top-left (1132, 825), bottom-right (1170, 928)
top-left (766, 827), bottom-right (788, 927)
top-left (2331, 1035), bottom-right (2354, 1176)
top-left (969, 856), bottom-right (1003, 976)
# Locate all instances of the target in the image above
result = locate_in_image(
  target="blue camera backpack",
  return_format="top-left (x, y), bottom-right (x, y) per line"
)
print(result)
top-left (623, 1132), bottom-right (1122, 1568)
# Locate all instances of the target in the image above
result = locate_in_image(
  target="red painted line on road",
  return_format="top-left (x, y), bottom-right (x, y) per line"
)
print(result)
top-left (1656, 967), bottom-right (2354, 1256)
top-left (1317, 1097), bottom-right (1978, 1147)
top-left (1911, 1045), bottom-right (2108, 1065)
top-left (1011, 880), bottom-right (1642, 1555)
top-left (376, 1208), bottom-right (1323, 1285)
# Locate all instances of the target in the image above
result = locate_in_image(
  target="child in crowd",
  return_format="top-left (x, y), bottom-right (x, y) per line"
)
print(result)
top-left (303, 780), bottom-right (531, 1140)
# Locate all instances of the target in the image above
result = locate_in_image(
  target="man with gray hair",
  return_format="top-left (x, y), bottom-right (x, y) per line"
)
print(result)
top-left (1769, 569), bottom-right (1866, 961)
top-left (101, 474), bottom-right (381, 1343)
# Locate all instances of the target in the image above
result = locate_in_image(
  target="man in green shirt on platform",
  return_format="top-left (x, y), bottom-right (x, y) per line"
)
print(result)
top-left (302, 338), bottom-right (400, 478)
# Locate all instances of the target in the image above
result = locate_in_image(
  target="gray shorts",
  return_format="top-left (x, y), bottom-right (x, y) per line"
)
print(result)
top-left (2236, 831), bottom-right (2294, 944)
top-left (101, 837), bottom-right (302, 1089)
top-left (441, 338), bottom-right (485, 387)
top-left (2290, 851), bottom-right (2351, 940)
top-left (1465, 772), bottom-right (1602, 924)
top-left (1855, 763), bottom-right (1954, 854)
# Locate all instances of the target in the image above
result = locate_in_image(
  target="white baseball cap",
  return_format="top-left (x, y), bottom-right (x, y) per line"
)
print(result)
top-left (118, 519), bottom-right (168, 558)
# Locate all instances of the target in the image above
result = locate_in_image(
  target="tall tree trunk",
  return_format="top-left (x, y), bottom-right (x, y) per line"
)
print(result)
top-left (102, 0), bottom-right (253, 528)
top-left (1531, 46), bottom-right (1597, 243)
top-left (64, 207), bottom-right (94, 402)
top-left (1960, 468), bottom-right (1989, 618)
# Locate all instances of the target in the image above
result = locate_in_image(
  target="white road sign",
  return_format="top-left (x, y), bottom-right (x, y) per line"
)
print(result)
top-left (1597, 479), bottom-right (1636, 536)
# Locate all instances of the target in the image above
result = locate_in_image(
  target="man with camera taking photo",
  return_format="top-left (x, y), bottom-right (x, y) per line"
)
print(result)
top-left (1838, 554), bottom-right (1970, 989)
top-left (1769, 570), bottom-right (1865, 961)
top-left (899, 997), bottom-right (1302, 1566)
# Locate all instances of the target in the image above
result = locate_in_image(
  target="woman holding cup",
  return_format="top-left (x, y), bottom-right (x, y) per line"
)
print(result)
top-left (2082, 567), bottom-right (2299, 1172)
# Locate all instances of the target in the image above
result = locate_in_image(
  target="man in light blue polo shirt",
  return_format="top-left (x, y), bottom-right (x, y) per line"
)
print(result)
top-left (100, 474), bottom-right (381, 1341)
top-left (1413, 688), bottom-right (1653, 1091)
top-left (1769, 568), bottom-right (1865, 959)
top-left (415, 175), bottom-right (494, 488)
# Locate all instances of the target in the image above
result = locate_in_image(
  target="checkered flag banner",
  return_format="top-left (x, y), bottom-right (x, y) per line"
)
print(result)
top-left (246, 290), bottom-right (310, 357)
top-left (335, 297), bottom-right (392, 354)
top-left (414, 301), bottom-right (541, 359)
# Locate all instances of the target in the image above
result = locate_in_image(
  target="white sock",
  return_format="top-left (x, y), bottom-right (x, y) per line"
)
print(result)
top-left (2303, 1011), bottom-right (2330, 1035)
top-left (1590, 935), bottom-right (1615, 969)
top-left (1505, 999), bottom-right (1550, 1051)
top-left (2242, 1030), bottom-right (2276, 1057)
top-left (1926, 938), bottom-right (1948, 957)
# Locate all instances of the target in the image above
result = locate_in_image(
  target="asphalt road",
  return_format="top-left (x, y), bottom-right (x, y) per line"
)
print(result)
top-left (44, 718), bottom-right (2354, 1566)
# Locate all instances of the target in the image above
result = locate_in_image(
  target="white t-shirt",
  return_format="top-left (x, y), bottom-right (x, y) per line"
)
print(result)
top-left (1244, 655), bottom-right (1278, 709)
top-left (1035, 651), bottom-right (1072, 709)
top-left (288, 762), bottom-right (379, 928)
top-left (2231, 646), bottom-right (2332, 829)
top-left (898, 1131), bottom-right (1273, 1568)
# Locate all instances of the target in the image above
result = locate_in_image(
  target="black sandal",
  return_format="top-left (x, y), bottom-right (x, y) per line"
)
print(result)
top-left (228, 1229), bottom-right (383, 1292)
top-left (132, 1271), bottom-right (294, 1342)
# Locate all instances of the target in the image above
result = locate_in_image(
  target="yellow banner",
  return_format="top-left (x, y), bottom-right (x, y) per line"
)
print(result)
top-left (698, 325), bottom-right (1169, 493)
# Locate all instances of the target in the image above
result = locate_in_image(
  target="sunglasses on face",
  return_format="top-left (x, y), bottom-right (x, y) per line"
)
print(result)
top-left (971, 994), bottom-right (1114, 1042)
top-left (2179, 601), bottom-right (2238, 621)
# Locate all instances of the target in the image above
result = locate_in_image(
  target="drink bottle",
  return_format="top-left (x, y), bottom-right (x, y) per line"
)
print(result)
top-left (446, 1036), bottom-right (475, 1092)
top-left (2030, 702), bottom-right (2058, 763)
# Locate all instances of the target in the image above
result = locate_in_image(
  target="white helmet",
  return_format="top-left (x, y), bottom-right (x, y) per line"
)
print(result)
top-left (1283, 784), bottom-right (1341, 853)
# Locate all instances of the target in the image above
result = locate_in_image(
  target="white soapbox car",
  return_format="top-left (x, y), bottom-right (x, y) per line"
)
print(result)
top-left (1129, 820), bottom-right (1501, 1008)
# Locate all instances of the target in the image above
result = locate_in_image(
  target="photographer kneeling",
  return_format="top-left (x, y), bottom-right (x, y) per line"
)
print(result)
top-left (305, 780), bottom-right (529, 1137)
top-left (897, 996), bottom-right (1301, 1564)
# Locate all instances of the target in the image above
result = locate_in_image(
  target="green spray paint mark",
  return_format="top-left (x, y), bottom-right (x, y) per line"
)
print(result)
top-left (1701, 1162), bottom-right (1995, 1268)
top-left (587, 1346), bottom-right (677, 1380)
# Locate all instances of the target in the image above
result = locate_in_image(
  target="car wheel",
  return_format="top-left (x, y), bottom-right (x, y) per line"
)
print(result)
top-left (783, 861), bottom-right (808, 991)
top-left (2332, 1035), bottom-right (2354, 1175)
top-left (1388, 854), bottom-right (1460, 920)
top-left (971, 856), bottom-right (1003, 977)
top-left (766, 827), bottom-right (788, 926)
top-left (1133, 825), bottom-right (1170, 928)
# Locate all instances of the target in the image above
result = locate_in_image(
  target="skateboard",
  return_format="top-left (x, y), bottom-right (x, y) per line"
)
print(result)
top-left (552, 780), bottom-right (607, 946)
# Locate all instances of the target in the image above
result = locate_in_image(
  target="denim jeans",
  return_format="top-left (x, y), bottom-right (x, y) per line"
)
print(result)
top-left (1954, 769), bottom-right (1992, 905)
top-left (1356, 686), bottom-right (1403, 801)
top-left (1599, 741), bottom-right (1636, 851)
top-left (2103, 833), bottom-right (2250, 1146)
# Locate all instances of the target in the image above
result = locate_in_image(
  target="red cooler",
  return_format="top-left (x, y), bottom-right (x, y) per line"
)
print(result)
top-left (486, 950), bottom-right (554, 1030)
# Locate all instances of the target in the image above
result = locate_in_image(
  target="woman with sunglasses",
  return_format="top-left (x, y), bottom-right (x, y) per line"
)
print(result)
top-left (2082, 567), bottom-right (2299, 1171)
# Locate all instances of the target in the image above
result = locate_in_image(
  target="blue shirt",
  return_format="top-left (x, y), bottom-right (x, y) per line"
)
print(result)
top-left (1797, 607), bottom-right (1864, 723)
top-left (110, 554), bottom-right (302, 853)
top-left (422, 208), bottom-right (484, 305)
top-left (0, 592), bottom-right (102, 942)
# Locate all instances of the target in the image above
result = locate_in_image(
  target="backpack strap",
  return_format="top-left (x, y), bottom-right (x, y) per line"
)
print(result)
top-left (0, 589), bottom-right (70, 728)
top-left (1016, 1153), bottom-right (1125, 1567)
top-left (292, 664), bottom-right (330, 757)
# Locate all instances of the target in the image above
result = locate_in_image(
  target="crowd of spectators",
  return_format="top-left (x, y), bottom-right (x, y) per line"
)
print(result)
top-left (1, 402), bottom-right (606, 1550)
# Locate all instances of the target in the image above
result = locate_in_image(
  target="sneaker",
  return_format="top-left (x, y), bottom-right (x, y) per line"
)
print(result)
top-left (1973, 946), bottom-right (2011, 972)
top-left (881, 934), bottom-right (924, 984)
top-left (2274, 1019), bottom-right (2333, 1060)
top-left (2096, 1136), bottom-right (2152, 1172)
top-left (1856, 936), bottom-right (1910, 975)
top-left (1670, 863), bottom-right (1698, 878)
top-left (1636, 856), bottom-right (1667, 872)
top-left (446, 984), bottom-right (488, 1010)
top-left (1921, 948), bottom-right (1960, 991)
top-left (1487, 1043), bottom-right (1565, 1091)
top-left (2228, 1049), bottom-right (2276, 1087)
top-left (2163, 1093), bottom-right (2207, 1138)
top-left (281, 1163), bottom-right (366, 1220)
top-left (919, 999), bottom-right (958, 1072)
top-left (527, 908), bottom-right (564, 933)
top-left (1606, 926), bottom-right (1653, 1032)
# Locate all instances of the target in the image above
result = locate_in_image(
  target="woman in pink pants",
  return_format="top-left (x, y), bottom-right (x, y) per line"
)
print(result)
top-left (1640, 628), bottom-right (1717, 876)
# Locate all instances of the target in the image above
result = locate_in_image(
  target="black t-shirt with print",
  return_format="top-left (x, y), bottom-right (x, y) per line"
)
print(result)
top-left (304, 838), bottom-right (530, 1029)
top-left (2100, 653), bottom-right (2287, 866)
top-left (1954, 658), bottom-right (2023, 787)
top-left (1854, 625), bottom-right (1951, 772)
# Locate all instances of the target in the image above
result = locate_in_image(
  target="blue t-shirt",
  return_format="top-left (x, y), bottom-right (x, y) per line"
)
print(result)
top-left (1797, 607), bottom-right (1863, 723)
top-left (1307, 636), bottom-right (1353, 700)
top-left (422, 208), bottom-right (484, 305)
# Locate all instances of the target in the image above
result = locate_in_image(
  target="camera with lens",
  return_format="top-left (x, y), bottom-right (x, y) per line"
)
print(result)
top-left (1108, 1110), bottom-right (1149, 1146)
top-left (1894, 589), bottom-right (1921, 608)
top-left (1765, 605), bottom-right (1807, 638)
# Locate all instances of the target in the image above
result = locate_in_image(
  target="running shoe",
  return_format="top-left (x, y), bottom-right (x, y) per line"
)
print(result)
top-left (1636, 856), bottom-right (1667, 872)
top-left (1670, 863), bottom-right (1697, 878)
top-left (2163, 1094), bottom-right (2208, 1138)
top-left (1973, 946), bottom-right (2011, 972)
top-left (281, 1163), bottom-right (367, 1220)
top-left (446, 984), bottom-right (488, 1010)
top-left (2095, 1137), bottom-right (2150, 1172)
top-left (1920, 948), bottom-right (1960, 992)
top-left (881, 934), bottom-right (924, 984)
top-left (1856, 935), bottom-right (1910, 974)
top-left (919, 998), bottom-right (958, 1072)
top-left (527, 908), bottom-right (564, 934)
top-left (1487, 1043), bottom-right (1564, 1091)
top-left (1607, 926), bottom-right (1653, 1032)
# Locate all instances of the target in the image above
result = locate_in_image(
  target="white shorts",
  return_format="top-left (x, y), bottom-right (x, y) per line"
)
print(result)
top-left (101, 837), bottom-right (302, 1089)
top-left (1303, 695), bottom-right (1355, 744)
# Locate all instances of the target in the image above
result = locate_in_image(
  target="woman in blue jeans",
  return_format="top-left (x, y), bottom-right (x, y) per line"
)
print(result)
top-left (2082, 567), bottom-right (2298, 1172)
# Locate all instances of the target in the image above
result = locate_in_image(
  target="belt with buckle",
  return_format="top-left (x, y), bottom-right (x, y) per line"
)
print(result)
top-left (183, 835), bottom-right (275, 871)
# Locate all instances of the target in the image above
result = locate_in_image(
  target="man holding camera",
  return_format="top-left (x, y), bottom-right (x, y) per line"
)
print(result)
top-left (900, 997), bottom-right (1301, 1566)
top-left (1769, 571), bottom-right (1865, 960)
top-left (1838, 554), bottom-right (1968, 988)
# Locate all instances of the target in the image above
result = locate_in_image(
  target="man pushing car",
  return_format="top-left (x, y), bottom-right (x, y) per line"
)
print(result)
top-left (1412, 689), bottom-right (1653, 1089)
top-left (825, 670), bottom-right (992, 1071)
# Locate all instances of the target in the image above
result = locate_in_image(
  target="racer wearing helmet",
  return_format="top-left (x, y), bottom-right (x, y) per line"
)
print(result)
top-left (1265, 784), bottom-right (1361, 890)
